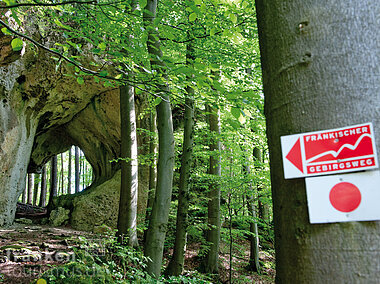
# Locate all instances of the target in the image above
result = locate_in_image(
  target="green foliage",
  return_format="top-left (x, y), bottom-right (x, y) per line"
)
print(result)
top-left (11, 38), bottom-right (23, 51)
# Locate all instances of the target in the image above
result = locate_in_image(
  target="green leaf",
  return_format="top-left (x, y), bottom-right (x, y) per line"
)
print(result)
top-left (139, 0), bottom-right (147, 8)
top-left (189, 13), bottom-right (197, 22)
top-left (54, 19), bottom-right (71, 30)
top-left (98, 42), bottom-right (106, 51)
top-left (210, 28), bottom-right (217, 36)
top-left (11, 38), bottom-right (23, 52)
top-left (77, 77), bottom-right (84, 85)
top-left (1, 28), bottom-right (12, 35)
top-left (231, 107), bottom-right (241, 119)
top-left (230, 13), bottom-right (237, 24)
top-left (99, 70), bottom-right (108, 77)
top-left (115, 74), bottom-right (123, 80)
top-left (152, 97), bottom-right (162, 106)
top-left (194, 0), bottom-right (202, 4)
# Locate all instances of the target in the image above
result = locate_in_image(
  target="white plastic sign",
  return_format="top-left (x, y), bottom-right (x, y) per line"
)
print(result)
top-left (305, 170), bottom-right (380, 223)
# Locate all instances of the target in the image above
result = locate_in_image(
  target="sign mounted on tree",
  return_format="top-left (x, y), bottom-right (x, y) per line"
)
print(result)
top-left (281, 123), bottom-right (378, 179)
top-left (305, 170), bottom-right (380, 223)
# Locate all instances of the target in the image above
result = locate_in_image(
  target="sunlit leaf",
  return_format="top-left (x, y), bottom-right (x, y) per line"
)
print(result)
top-left (11, 38), bottom-right (23, 52)
top-left (231, 107), bottom-right (241, 119)
top-left (77, 77), bottom-right (84, 85)
top-left (189, 13), bottom-right (197, 22)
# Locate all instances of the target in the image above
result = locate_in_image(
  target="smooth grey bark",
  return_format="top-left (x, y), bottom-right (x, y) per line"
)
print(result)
top-left (256, 0), bottom-right (380, 282)
top-left (60, 153), bottom-right (64, 195)
top-left (144, 111), bottom-right (157, 243)
top-left (27, 174), bottom-right (33, 204)
top-left (117, 84), bottom-right (138, 247)
top-left (33, 173), bottom-right (40, 206)
top-left (166, 42), bottom-right (195, 276)
top-left (204, 102), bottom-right (221, 274)
top-left (48, 156), bottom-right (58, 208)
top-left (245, 147), bottom-right (260, 273)
top-left (143, 0), bottom-right (175, 278)
top-left (39, 165), bottom-right (47, 207)
top-left (74, 146), bottom-right (80, 193)
top-left (67, 148), bottom-right (72, 194)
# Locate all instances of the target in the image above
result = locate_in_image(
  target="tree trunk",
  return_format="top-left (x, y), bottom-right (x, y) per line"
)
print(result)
top-left (144, 111), bottom-right (157, 243)
top-left (48, 156), bottom-right (58, 208)
top-left (67, 148), bottom-right (72, 194)
top-left (246, 147), bottom-right (260, 272)
top-left (117, 84), bottom-right (138, 247)
top-left (143, 0), bottom-right (175, 278)
top-left (166, 41), bottom-right (195, 276)
top-left (204, 101), bottom-right (221, 274)
top-left (27, 174), bottom-right (33, 204)
top-left (39, 165), bottom-right (47, 207)
top-left (33, 173), bottom-right (40, 206)
top-left (75, 146), bottom-right (80, 193)
top-left (256, 0), bottom-right (380, 282)
top-left (60, 152), bottom-right (64, 195)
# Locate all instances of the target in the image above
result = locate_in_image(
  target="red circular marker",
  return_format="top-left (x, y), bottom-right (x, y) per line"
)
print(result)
top-left (329, 182), bottom-right (361, 212)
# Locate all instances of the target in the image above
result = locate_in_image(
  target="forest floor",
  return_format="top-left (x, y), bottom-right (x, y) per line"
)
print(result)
top-left (0, 221), bottom-right (275, 284)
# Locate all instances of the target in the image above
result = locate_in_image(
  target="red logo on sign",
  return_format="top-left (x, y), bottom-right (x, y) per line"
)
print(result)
top-left (284, 123), bottom-right (378, 178)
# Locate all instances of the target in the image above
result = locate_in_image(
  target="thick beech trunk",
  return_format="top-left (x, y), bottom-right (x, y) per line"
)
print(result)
top-left (256, 0), bottom-right (380, 281)
top-left (166, 42), bottom-right (195, 276)
top-left (204, 103), bottom-right (221, 274)
top-left (143, 0), bottom-right (175, 278)
top-left (117, 84), bottom-right (138, 247)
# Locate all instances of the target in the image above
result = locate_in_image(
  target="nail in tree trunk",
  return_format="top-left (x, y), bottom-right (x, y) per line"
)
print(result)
top-left (245, 147), bottom-right (260, 272)
top-left (67, 148), bottom-right (72, 194)
top-left (116, 83), bottom-right (139, 247)
top-left (256, 0), bottom-right (380, 281)
top-left (27, 173), bottom-right (33, 204)
top-left (47, 156), bottom-right (58, 209)
top-left (166, 40), bottom-right (195, 276)
top-left (39, 165), bottom-right (47, 207)
top-left (204, 99), bottom-right (222, 274)
top-left (33, 174), bottom-right (40, 206)
top-left (143, 0), bottom-right (175, 278)
top-left (75, 146), bottom-right (80, 193)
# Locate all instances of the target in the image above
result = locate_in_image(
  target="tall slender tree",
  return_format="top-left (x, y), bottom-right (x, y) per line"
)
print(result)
top-left (245, 147), bottom-right (260, 272)
top-left (33, 173), bottom-right (40, 206)
top-left (47, 156), bottom-right (58, 209)
top-left (67, 148), bottom-right (72, 194)
top-left (166, 40), bottom-right (195, 276)
top-left (27, 174), bottom-right (33, 204)
top-left (143, 0), bottom-right (175, 278)
top-left (117, 83), bottom-right (139, 246)
top-left (39, 165), bottom-right (47, 207)
top-left (75, 146), bottom-right (80, 193)
top-left (203, 101), bottom-right (222, 274)
top-left (60, 152), bottom-right (64, 195)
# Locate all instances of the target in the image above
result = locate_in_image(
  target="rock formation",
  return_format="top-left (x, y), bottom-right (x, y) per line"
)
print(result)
top-left (0, 20), bottom-right (150, 228)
